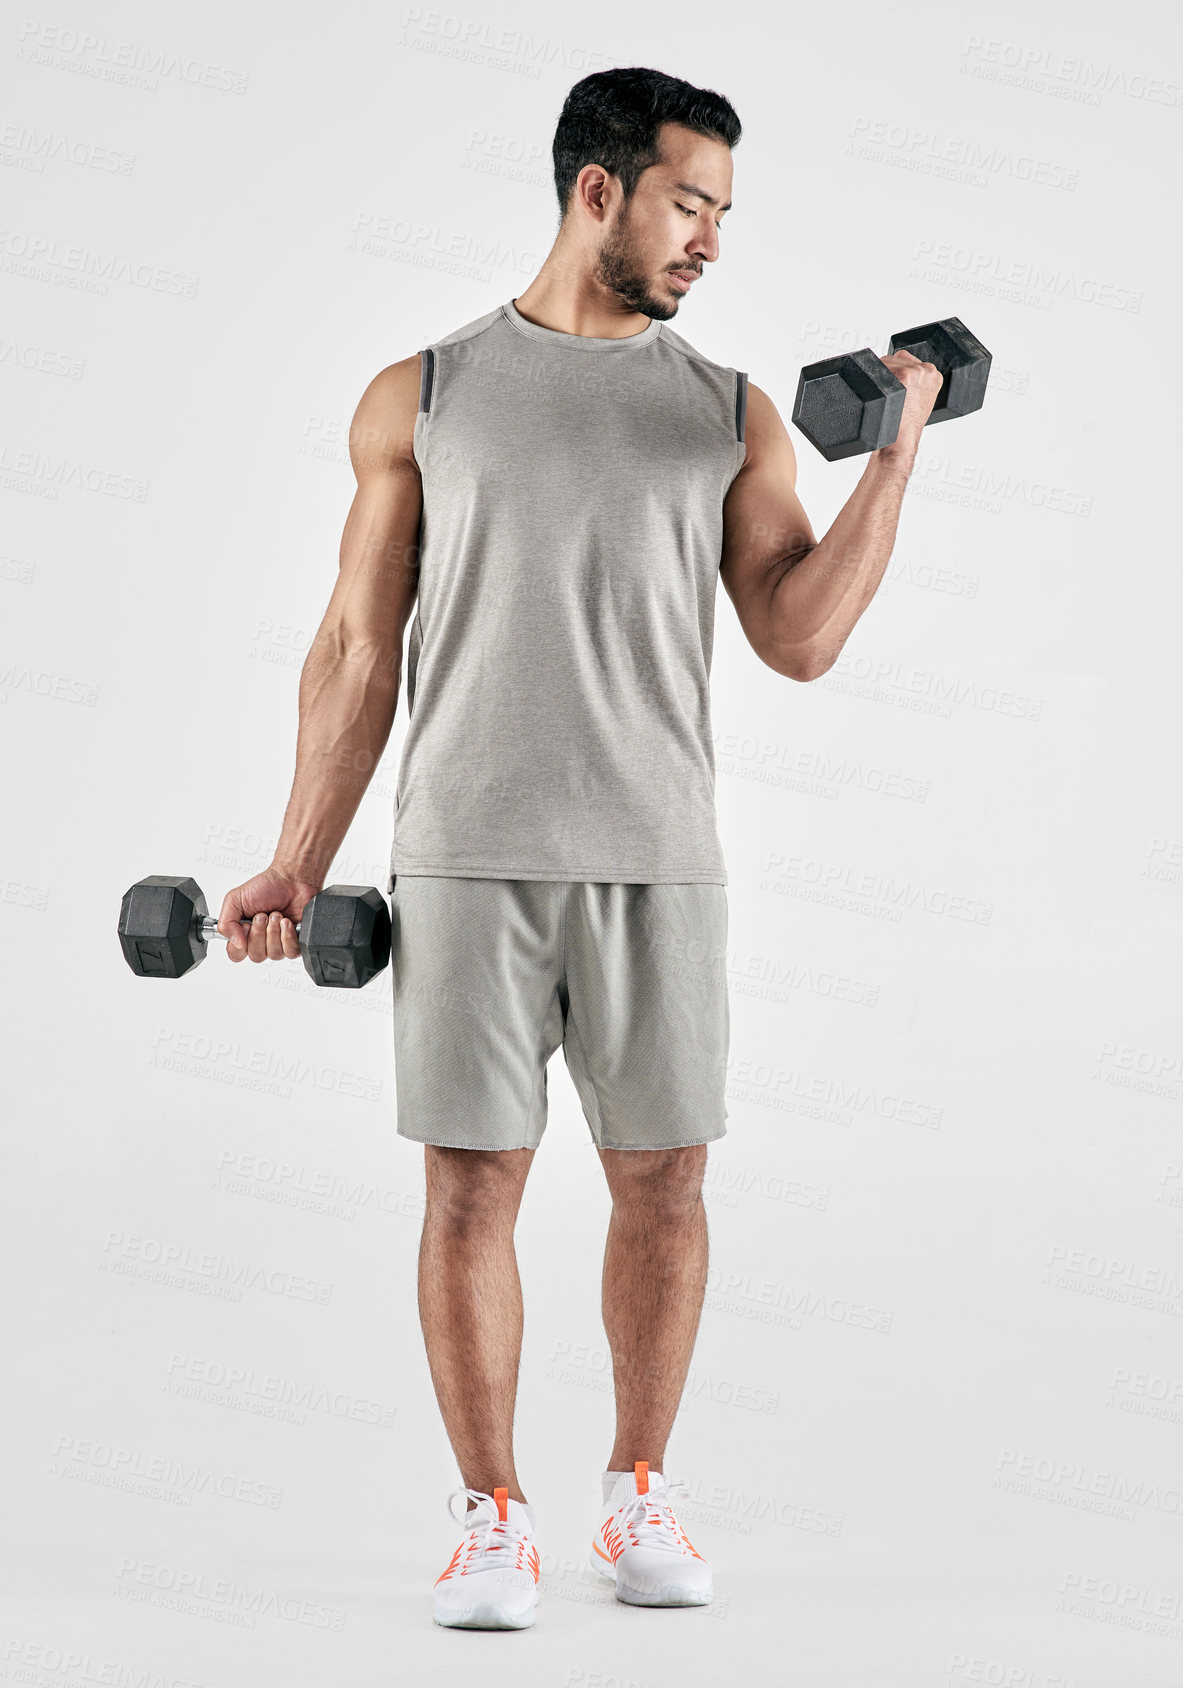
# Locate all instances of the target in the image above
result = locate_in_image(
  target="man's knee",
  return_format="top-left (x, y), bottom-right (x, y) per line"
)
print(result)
top-left (600, 1142), bottom-right (708, 1211)
top-left (424, 1143), bottom-right (534, 1225)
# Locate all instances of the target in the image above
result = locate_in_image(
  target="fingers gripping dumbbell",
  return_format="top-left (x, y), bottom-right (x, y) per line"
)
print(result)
top-left (792, 316), bottom-right (992, 460)
top-left (117, 875), bottom-right (391, 989)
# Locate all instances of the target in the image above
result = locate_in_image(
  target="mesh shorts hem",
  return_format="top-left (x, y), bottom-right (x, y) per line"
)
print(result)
top-left (592, 1125), bottom-right (728, 1150)
top-left (395, 1126), bottom-right (543, 1151)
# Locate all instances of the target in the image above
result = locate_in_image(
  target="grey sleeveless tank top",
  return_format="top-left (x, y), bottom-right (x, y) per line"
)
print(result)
top-left (389, 297), bottom-right (748, 886)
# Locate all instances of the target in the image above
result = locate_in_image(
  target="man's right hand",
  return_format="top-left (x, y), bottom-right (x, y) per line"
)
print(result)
top-left (218, 866), bottom-right (323, 964)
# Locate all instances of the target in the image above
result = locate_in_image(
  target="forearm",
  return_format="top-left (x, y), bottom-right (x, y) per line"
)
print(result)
top-left (272, 629), bottom-right (400, 884)
top-left (768, 444), bottom-right (915, 677)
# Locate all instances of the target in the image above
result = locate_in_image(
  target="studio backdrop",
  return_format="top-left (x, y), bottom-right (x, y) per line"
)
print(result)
top-left (2, 1), bottom-right (1179, 1684)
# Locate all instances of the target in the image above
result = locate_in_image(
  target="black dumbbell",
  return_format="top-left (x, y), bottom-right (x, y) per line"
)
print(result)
top-left (792, 317), bottom-right (992, 461)
top-left (118, 875), bottom-right (392, 989)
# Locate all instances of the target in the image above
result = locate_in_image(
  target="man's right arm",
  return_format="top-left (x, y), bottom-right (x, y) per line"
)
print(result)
top-left (219, 353), bottom-right (423, 959)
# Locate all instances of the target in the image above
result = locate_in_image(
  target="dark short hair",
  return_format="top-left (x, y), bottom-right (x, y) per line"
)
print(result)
top-left (552, 67), bottom-right (741, 219)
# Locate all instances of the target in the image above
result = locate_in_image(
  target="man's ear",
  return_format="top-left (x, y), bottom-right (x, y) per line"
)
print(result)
top-left (576, 163), bottom-right (612, 220)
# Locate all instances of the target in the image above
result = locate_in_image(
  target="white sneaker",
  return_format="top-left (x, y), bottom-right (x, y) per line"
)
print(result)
top-left (589, 1461), bottom-right (713, 1606)
top-left (433, 1484), bottom-right (541, 1629)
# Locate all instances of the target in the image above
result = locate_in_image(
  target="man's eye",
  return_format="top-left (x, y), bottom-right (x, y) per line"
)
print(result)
top-left (678, 203), bottom-right (724, 229)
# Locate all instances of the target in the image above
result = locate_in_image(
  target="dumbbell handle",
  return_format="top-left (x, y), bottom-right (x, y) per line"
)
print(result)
top-left (199, 913), bottom-right (302, 944)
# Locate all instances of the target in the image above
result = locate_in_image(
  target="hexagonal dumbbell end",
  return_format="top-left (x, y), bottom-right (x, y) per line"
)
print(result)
top-left (297, 885), bottom-right (392, 989)
top-left (118, 875), bottom-right (208, 979)
top-left (888, 317), bottom-right (992, 425)
top-left (792, 347), bottom-right (908, 461)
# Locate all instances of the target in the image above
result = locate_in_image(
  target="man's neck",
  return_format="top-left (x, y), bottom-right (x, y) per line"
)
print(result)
top-left (512, 270), bottom-right (650, 340)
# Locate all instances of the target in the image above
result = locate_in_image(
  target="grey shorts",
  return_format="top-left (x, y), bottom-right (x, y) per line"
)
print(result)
top-left (389, 877), bottom-right (730, 1152)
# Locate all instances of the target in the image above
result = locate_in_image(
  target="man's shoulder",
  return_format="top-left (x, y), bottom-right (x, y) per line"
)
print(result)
top-left (351, 354), bottom-right (421, 473)
top-left (354, 307), bottom-right (507, 461)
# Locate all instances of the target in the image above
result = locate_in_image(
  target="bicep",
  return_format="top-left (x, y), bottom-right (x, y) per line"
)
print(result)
top-left (720, 381), bottom-right (818, 672)
top-left (322, 357), bottom-right (423, 666)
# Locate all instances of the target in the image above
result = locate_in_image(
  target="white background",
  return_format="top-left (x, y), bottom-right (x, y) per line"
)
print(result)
top-left (2, 0), bottom-right (1181, 1683)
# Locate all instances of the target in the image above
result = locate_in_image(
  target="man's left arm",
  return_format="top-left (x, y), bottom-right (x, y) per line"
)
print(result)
top-left (719, 354), bottom-right (940, 681)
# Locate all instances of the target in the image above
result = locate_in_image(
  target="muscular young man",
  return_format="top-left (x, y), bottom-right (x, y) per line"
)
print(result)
top-left (219, 67), bottom-right (941, 1629)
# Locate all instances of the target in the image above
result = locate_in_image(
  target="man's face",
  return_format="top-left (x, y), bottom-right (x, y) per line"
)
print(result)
top-left (592, 122), bottom-right (733, 321)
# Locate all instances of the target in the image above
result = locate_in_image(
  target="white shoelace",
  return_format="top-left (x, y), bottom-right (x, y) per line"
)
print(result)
top-left (614, 1478), bottom-right (693, 1552)
top-left (446, 1486), bottom-right (531, 1568)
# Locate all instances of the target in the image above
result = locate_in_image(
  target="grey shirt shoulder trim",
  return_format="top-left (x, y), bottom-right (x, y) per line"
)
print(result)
top-left (418, 348), bottom-right (435, 413)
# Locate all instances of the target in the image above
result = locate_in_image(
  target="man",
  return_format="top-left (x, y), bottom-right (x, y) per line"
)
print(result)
top-left (218, 67), bottom-right (941, 1629)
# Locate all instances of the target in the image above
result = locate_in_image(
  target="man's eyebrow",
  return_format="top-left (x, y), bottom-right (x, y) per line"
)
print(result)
top-left (672, 180), bottom-right (732, 212)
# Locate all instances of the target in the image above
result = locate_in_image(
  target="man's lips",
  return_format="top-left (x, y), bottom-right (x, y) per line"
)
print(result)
top-left (669, 269), bottom-right (699, 292)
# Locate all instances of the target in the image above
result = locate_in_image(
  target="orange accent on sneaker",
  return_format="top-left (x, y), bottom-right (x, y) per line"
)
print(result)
top-left (494, 1486), bottom-right (508, 1522)
top-left (635, 1460), bottom-right (649, 1495)
top-left (435, 1545), bottom-right (463, 1584)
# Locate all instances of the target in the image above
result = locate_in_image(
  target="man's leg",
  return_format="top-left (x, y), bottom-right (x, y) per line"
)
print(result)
top-left (418, 1143), bottom-right (537, 1507)
top-left (596, 1143), bottom-right (709, 1474)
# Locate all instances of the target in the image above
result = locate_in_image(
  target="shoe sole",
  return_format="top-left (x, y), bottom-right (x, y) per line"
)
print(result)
top-left (616, 1583), bottom-right (713, 1606)
top-left (588, 1547), bottom-right (712, 1606)
top-left (434, 1598), bottom-right (537, 1629)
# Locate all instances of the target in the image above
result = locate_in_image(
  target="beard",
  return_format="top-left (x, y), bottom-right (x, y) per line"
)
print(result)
top-left (592, 204), bottom-right (686, 321)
